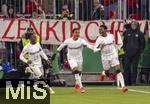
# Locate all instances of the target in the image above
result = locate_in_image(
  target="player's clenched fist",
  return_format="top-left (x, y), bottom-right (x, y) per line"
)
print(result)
top-left (46, 59), bottom-right (51, 65)
top-left (27, 60), bottom-right (32, 64)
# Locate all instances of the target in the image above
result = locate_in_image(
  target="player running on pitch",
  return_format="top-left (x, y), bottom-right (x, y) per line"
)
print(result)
top-left (20, 34), bottom-right (55, 94)
top-left (55, 28), bottom-right (93, 93)
top-left (94, 25), bottom-right (128, 93)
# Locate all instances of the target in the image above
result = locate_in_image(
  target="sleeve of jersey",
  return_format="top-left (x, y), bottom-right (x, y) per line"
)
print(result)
top-left (39, 44), bottom-right (48, 60)
top-left (19, 45), bottom-right (28, 63)
top-left (57, 39), bottom-right (68, 52)
top-left (82, 39), bottom-right (94, 50)
top-left (93, 38), bottom-right (101, 52)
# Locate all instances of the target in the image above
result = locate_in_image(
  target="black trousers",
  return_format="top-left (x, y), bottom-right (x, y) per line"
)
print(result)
top-left (123, 54), bottom-right (140, 85)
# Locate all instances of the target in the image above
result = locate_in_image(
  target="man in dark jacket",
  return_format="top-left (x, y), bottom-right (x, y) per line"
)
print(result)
top-left (123, 21), bottom-right (145, 86)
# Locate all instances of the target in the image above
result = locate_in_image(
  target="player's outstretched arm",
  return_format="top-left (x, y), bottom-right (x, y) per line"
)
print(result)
top-left (19, 46), bottom-right (28, 63)
top-left (38, 44), bottom-right (49, 61)
top-left (82, 39), bottom-right (94, 50)
top-left (38, 44), bottom-right (52, 65)
top-left (52, 39), bottom-right (68, 61)
top-left (57, 39), bottom-right (68, 52)
top-left (93, 38), bottom-right (101, 53)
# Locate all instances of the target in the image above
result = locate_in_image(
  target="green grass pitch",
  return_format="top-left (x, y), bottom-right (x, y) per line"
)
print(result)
top-left (50, 86), bottom-right (150, 104)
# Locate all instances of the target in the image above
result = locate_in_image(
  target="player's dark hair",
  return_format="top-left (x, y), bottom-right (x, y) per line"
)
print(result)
top-left (72, 28), bottom-right (80, 33)
top-left (100, 25), bottom-right (107, 30)
top-left (27, 27), bottom-right (33, 31)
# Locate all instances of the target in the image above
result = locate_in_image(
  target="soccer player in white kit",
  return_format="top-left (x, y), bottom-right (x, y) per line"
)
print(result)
top-left (20, 35), bottom-right (55, 94)
top-left (94, 25), bottom-right (128, 93)
top-left (56, 28), bottom-right (93, 93)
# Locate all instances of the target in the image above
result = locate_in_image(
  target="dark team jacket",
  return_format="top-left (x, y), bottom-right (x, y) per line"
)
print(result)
top-left (123, 29), bottom-right (145, 57)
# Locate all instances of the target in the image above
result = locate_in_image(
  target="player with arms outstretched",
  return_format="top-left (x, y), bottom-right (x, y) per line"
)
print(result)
top-left (94, 25), bottom-right (128, 93)
top-left (56, 28), bottom-right (93, 93)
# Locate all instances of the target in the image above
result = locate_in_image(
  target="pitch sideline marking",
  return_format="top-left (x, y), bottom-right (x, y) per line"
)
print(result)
top-left (117, 87), bottom-right (150, 94)
top-left (52, 87), bottom-right (150, 94)
top-left (86, 87), bottom-right (150, 94)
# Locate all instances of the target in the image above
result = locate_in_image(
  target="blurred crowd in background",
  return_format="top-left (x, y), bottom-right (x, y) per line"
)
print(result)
top-left (0, 0), bottom-right (149, 20)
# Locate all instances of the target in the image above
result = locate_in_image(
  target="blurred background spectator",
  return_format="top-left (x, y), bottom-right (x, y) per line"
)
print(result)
top-left (57, 4), bottom-right (74, 20)
top-left (1, 5), bottom-right (20, 19)
top-left (25, 0), bottom-right (43, 14)
top-left (19, 27), bottom-right (40, 51)
top-left (0, 0), bottom-right (149, 20)
top-left (126, 0), bottom-right (141, 20)
top-left (108, 10), bottom-right (117, 19)
top-left (30, 9), bottom-right (45, 19)
top-left (92, 0), bottom-right (104, 20)
top-left (1, 4), bottom-right (8, 17)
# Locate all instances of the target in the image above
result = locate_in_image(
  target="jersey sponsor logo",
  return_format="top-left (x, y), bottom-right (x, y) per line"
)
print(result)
top-left (68, 45), bottom-right (83, 49)
top-left (29, 49), bottom-right (42, 55)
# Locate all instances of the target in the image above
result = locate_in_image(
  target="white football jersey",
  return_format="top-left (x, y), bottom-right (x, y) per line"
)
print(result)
top-left (94, 33), bottom-right (118, 57)
top-left (20, 42), bottom-right (48, 67)
top-left (57, 37), bottom-right (93, 59)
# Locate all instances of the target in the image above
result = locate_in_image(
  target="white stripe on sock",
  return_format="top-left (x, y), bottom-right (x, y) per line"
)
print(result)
top-left (75, 74), bottom-right (83, 88)
top-left (117, 72), bottom-right (125, 88)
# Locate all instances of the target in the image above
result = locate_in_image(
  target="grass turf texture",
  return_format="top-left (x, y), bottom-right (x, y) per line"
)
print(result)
top-left (50, 86), bottom-right (150, 104)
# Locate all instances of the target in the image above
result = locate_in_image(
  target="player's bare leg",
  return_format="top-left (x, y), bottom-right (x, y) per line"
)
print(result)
top-left (33, 83), bottom-right (55, 95)
top-left (33, 74), bottom-right (55, 95)
top-left (73, 67), bottom-right (80, 93)
top-left (50, 87), bottom-right (55, 94)
top-left (40, 75), bottom-right (55, 94)
top-left (73, 67), bottom-right (85, 93)
top-left (114, 65), bottom-right (128, 93)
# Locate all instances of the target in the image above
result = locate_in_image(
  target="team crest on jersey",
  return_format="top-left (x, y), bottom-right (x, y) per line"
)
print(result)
top-left (128, 34), bottom-right (131, 36)
top-left (135, 34), bottom-right (139, 37)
